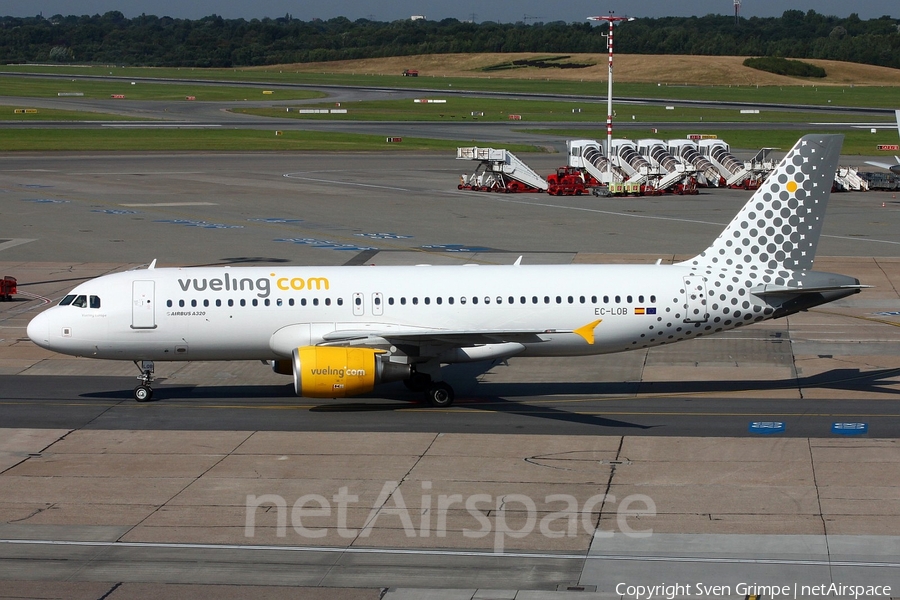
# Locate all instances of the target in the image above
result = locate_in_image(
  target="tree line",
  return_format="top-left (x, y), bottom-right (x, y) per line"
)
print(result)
top-left (0, 10), bottom-right (897, 70)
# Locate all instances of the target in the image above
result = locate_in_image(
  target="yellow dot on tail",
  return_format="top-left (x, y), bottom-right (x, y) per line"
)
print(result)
top-left (786, 181), bottom-right (798, 193)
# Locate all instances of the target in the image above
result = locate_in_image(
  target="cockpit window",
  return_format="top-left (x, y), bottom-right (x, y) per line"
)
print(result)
top-left (90, 296), bottom-right (101, 309)
top-left (71, 295), bottom-right (87, 308)
top-left (59, 295), bottom-right (76, 306)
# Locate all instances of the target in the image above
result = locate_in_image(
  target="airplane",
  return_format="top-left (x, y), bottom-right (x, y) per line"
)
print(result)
top-left (864, 109), bottom-right (900, 175)
top-left (27, 134), bottom-right (866, 407)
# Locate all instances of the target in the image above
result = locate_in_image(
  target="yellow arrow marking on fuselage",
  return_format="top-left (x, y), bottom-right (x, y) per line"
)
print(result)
top-left (573, 319), bottom-right (602, 345)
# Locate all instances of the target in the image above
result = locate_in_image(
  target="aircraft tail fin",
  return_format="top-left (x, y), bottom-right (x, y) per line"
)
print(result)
top-left (680, 134), bottom-right (843, 274)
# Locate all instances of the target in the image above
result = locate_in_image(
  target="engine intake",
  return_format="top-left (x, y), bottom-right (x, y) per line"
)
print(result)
top-left (291, 346), bottom-right (410, 398)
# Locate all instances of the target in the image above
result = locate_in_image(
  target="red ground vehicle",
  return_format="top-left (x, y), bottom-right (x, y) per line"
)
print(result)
top-left (546, 167), bottom-right (588, 196)
top-left (0, 276), bottom-right (16, 301)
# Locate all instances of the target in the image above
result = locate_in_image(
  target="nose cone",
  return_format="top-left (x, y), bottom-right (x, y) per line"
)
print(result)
top-left (27, 311), bottom-right (51, 349)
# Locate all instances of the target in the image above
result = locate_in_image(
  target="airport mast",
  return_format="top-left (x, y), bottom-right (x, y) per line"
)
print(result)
top-left (734, 0), bottom-right (742, 25)
top-left (587, 13), bottom-right (635, 183)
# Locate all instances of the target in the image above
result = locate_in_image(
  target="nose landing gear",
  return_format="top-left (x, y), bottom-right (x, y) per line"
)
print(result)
top-left (133, 360), bottom-right (155, 402)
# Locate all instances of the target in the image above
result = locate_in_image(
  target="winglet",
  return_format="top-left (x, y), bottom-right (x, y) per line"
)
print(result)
top-left (148, 259), bottom-right (157, 270)
top-left (514, 256), bottom-right (523, 266)
top-left (573, 319), bottom-right (602, 345)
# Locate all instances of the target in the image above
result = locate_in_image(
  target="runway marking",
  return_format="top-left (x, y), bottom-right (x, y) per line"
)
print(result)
top-left (0, 238), bottom-right (36, 252)
top-left (1, 538), bottom-right (898, 569)
top-left (119, 202), bottom-right (217, 207)
top-left (1, 399), bottom-right (898, 419)
top-left (283, 172), bottom-right (410, 192)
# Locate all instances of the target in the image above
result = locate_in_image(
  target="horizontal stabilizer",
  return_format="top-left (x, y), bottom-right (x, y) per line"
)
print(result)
top-left (750, 284), bottom-right (871, 297)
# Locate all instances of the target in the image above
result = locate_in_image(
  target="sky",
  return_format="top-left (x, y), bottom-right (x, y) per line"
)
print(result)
top-left (1, 1), bottom-right (897, 22)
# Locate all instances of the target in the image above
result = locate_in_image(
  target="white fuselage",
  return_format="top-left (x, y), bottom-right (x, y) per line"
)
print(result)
top-left (27, 262), bottom-right (727, 363)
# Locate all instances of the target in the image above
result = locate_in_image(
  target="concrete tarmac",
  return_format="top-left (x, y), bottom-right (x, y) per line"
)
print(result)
top-left (1, 151), bottom-right (899, 597)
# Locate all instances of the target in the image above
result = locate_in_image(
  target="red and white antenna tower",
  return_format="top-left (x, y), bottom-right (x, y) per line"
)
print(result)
top-left (734, 0), bottom-right (742, 25)
top-left (587, 13), bottom-right (635, 183)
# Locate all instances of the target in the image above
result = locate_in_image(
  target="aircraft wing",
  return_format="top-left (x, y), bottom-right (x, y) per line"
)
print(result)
top-left (865, 160), bottom-right (899, 170)
top-left (320, 319), bottom-right (602, 347)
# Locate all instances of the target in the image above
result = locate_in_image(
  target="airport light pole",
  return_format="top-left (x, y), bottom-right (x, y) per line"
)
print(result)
top-left (587, 13), bottom-right (635, 184)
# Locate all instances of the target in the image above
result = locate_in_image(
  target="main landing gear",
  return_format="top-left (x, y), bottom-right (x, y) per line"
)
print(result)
top-left (403, 370), bottom-right (455, 408)
top-left (133, 360), bottom-right (155, 402)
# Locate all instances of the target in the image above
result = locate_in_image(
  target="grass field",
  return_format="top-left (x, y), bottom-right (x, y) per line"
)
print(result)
top-left (3, 57), bottom-right (898, 107)
top-left (531, 127), bottom-right (896, 156)
top-left (0, 129), bottom-right (543, 153)
top-left (233, 98), bottom-right (878, 124)
top-left (0, 75), bottom-right (326, 101)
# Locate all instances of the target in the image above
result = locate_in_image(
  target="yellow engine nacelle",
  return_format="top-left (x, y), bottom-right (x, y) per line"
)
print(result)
top-left (291, 346), bottom-right (410, 398)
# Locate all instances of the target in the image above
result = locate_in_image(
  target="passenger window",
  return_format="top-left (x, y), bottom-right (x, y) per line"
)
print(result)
top-left (497, 296), bottom-right (503, 304)
top-left (90, 296), bottom-right (101, 309)
top-left (579, 296), bottom-right (585, 304)
top-left (355, 297), bottom-right (362, 306)
top-left (228, 299), bottom-right (234, 307)
top-left (484, 297), bottom-right (490, 305)
top-left (166, 300), bottom-right (173, 308)
top-left (191, 300), bottom-right (197, 308)
top-left (325, 298), bottom-right (331, 306)
top-left (276, 299), bottom-right (282, 306)
top-left (448, 297), bottom-right (454, 305)
top-left (412, 297), bottom-right (419, 305)
top-left (544, 296), bottom-right (550, 304)
top-left (179, 300), bottom-right (185, 308)
top-left (337, 298), bottom-right (343, 306)
top-left (389, 297), bottom-right (395, 305)
top-left (217, 299), bottom-right (223, 307)
top-left (401, 298), bottom-right (407, 305)
top-left (615, 296), bottom-right (621, 303)
top-left (591, 296), bottom-right (597, 303)
top-left (556, 296), bottom-right (562, 304)
top-left (288, 299), bottom-right (294, 306)
top-left (240, 299), bottom-right (246, 307)
top-left (313, 298), bottom-right (319, 306)
top-left (252, 299), bottom-right (258, 307)
top-left (60, 295), bottom-right (76, 306)
top-left (627, 295), bottom-right (633, 303)
top-left (651, 295), bottom-right (657, 303)
top-left (532, 296), bottom-right (538, 304)
top-left (265, 299), bottom-right (271, 306)
top-left (203, 299), bottom-right (209, 307)
top-left (639, 295), bottom-right (645, 303)
top-left (459, 297), bottom-right (466, 305)
top-left (567, 296), bottom-right (573, 304)
top-left (375, 297), bottom-right (382, 306)
top-left (436, 297), bottom-right (442, 305)
top-left (301, 298), bottom-right (307, 306)
top-left (603, 295), bottom-right (609, 303)
top-left (520, 296), bottom-right (526, 304)
top-left (472, 297), bottom-right (478, 305)
top-left (424, 297), bottom-right (430, 305)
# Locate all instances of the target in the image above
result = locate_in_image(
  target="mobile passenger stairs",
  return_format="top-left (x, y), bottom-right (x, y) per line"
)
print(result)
top-left (698, 139), bottom-right (772, 190)
top-left (457, 147), bottom-right (548, 193)
top-left (637, 139), bottom-right (699, 195)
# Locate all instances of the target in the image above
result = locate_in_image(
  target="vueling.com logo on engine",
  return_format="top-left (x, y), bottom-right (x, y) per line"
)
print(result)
top-left (309, 366), bottom-right (367, 379)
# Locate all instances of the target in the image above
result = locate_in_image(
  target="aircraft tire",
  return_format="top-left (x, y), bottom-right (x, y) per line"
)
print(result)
top-left (134, 385), bottom-right (153, 402)
top-left (426, 382), bottom-right (454, 408)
